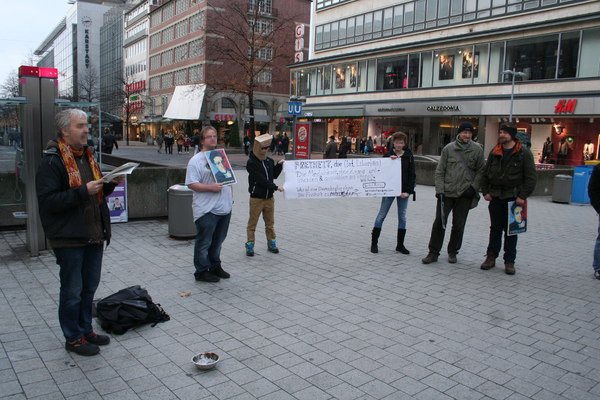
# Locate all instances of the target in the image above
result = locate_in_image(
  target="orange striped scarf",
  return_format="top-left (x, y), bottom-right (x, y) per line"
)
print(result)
top-left (57, 138), bottom-right (104, 203)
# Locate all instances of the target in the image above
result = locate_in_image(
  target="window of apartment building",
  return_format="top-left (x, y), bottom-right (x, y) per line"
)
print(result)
top-left (249, 18), bottom-right (273, 35)
top-left (162, 27), bottom-right (174, 43)
top-left (257, 69), bottom-right (272, 85)
top-left (189, 39), bottom-right (204, 57)
top-left (249, 0), bottom-right (272, 14)
top-left (174, 43), bottom-right (188, 62)
top-left (175, 19), bottom-right (188, 39)
top-left (163, 2), bottom-right (174, 21)
top-left (150, 76), bottom-right (160, 91)
top-left (251, 47), bottom-right (273, 60)
top-left (176, 0), bottom-right (189, 15)
top-left (174, 68), bottom-right (187, 85)
top-left (151, 12), bottom-right (162, 27)
top-left (150, 54), bottom-right (161, 70)
top-left (316, 0), bottom-right (349, 9)
top-left (162, 49), bottom-right (173, 66)
top-left (150, 33), bottom-right (161, 49)
top-left (189, 65), bottom-right (202, 82)
top-left (189, 12), bottom-right (204, 32)
top-left (161, 73), bottom-right (173, 89)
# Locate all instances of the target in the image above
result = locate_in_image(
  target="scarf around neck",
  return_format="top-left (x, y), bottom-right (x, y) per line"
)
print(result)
top-left (57, 138), bottom-right (104, 203)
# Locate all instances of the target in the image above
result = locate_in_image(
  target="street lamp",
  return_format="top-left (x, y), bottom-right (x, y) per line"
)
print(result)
top-left (502, 68), bottom-right (527, 122)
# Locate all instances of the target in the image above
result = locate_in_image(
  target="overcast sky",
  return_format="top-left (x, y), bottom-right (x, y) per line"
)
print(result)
top-left (0, 0), bottom-right (72, 89)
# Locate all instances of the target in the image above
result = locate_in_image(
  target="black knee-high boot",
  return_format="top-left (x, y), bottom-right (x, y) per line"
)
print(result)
top-left (396, 229), bottom-right (409, 254)
top-left (371, 227), bottom-right (381, 253)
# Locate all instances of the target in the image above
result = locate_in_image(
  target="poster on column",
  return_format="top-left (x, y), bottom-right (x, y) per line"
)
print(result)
top-left (293, 122), bottom-right (311, 159)
top-left (105, 176), bottom-right (128, 223)
top-left (283, 158), bottom-right (401, 199)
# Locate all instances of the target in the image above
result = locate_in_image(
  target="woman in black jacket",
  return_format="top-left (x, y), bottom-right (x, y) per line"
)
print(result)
top-left (370, 131), bottom-right (416, 254)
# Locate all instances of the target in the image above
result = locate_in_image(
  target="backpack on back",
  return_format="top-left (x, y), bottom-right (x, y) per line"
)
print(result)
top-left (95, 285), bottom-right (170, 334)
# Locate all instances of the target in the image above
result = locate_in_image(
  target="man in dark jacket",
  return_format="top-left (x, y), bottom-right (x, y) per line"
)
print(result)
top-left (324, 136), bottom-right (337, 159)
top-left (245, 133), bottom-right (284, 256)
top-left (588, 164), bottom-right (600, 280)
top-left (480, 122), bottom-right (537, 275)
top-left (36, 109), bottom-right (122, 356)
top-left (422, 122), bottom-right (485, 265)
top-left (102, 130), bottom-right (118, 154)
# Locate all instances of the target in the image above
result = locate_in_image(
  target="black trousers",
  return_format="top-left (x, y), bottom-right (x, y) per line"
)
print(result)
top-left (486, 197), bottom-right (518, 264)
top-left (427, 196), bottom-right (471, 255)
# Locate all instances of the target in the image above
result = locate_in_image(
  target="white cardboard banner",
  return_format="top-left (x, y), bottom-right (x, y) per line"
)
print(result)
top-left (283, 158), bottom-right (401, 199)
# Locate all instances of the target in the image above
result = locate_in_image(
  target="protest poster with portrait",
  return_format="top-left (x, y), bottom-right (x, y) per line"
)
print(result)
top-left (507, 200), bottom-right (527, 235)
top-left (205, 149), bottom-right (237, 185)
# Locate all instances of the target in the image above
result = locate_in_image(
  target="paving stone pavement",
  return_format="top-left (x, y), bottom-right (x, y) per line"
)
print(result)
top-left (1, 170), bottom-right (599, 400)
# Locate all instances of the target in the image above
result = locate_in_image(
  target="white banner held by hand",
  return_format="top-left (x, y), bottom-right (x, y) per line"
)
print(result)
top-left (283, 158), bottom-right (401, 199)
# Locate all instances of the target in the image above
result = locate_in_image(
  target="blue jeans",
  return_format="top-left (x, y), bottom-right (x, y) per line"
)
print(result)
top-left (53, 244), bottom-right (104, 341)
top-left (594, 214), bottom-right (600, 272)
top-left (194, 212), bottom-right (231, 277)
top-left (374, 196), bottom-right (409, 229)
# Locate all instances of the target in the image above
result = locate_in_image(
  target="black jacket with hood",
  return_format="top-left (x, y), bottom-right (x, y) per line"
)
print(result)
top-left (246, 152), bottom-right (283, 199)
top-left (36, 141), bottom-right (117, 246)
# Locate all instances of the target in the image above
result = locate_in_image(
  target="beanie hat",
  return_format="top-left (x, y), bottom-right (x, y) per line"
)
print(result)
top-left (499, 124), bottom-right (518, 139)
top-left (457, 122), bottom-right (474, 134)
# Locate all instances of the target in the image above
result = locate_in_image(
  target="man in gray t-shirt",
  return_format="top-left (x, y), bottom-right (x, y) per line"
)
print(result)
top-left (185, 126), bottom-right (233, 282)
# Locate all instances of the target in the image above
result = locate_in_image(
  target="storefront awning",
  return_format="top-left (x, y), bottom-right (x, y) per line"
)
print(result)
top-left (163, 84), bottom-right (206, 120)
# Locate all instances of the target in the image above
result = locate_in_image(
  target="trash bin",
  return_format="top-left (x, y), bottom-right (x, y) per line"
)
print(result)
top-left (571, 165), bottom-right (594, 204)
top-left (552, 175), bottom-right (572, 203)
top-left (167, 184), bottom-right (196, 238)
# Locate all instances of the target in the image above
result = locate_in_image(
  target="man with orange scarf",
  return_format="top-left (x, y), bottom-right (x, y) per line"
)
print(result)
top-left (36, 109), bottom-right (122, 356)
top-left (480, 122), bottom-right (537, 275)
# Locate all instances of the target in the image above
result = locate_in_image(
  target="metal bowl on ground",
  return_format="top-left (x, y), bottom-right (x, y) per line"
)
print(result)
top-left (192, 352), bottom-right (219, 370)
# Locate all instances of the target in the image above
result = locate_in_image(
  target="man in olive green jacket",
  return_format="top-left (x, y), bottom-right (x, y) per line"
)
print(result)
top-left (480, 122), bottom-right (537, 275)
top-left (422, 122), bottom-right (485, 265)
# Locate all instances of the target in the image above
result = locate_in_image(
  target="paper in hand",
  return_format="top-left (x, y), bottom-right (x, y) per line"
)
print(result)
top-left (103, 162), bottom-right (140, 182)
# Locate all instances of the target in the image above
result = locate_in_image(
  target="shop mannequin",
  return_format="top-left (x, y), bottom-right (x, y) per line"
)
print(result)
top-left (557, 137), bottom-right (569, 165)
top-left (542, 137), bottom-right (553, 163)
top-left (584, 139), bottom-right (594, 161)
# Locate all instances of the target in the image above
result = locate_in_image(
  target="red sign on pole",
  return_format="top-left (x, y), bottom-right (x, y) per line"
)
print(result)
top-left (294, 122), bottom-right (311, 159)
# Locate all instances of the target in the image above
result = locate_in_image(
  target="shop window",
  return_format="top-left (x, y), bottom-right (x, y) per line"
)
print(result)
top-left (558, 31), bottom-right (579, 79)
top-left (316, 66), bottom-right (332, 95)
top-left (408, 54), bottom-right (420, 88)
top-left (377, 56), bottom-right (408, 90)
top-left (504, 34), bottom-right (559, 81)
top-left (332, 63), bottom-right (358, 93)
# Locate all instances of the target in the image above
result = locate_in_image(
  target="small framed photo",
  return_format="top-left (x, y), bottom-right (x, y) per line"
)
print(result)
top-left (205, 149), bottom-right (237, 185)
top-left (507, 200), bottom-right (527, 235)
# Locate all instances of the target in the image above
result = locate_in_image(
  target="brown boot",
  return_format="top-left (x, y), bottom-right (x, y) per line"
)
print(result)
top-left (421, 253), bottom-right (438, 264)
top-left (504, 264), bottom-right (515, 275)
top-left (480, 253), bottom-right (496, 270)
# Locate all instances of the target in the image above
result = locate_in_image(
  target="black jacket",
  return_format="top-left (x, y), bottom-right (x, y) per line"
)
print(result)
top-left (589, 164), bottom-right (600, 214)
top-left (246, 152), bottom-right (283, 199)
top-left (384, 147), bottom-right (416, 194)
top-left (36, 145), bottom-right (117, 245)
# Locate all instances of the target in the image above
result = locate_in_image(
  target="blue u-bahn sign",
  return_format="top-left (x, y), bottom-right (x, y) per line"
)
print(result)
top-left (288, 101), bottom-right (302, 115)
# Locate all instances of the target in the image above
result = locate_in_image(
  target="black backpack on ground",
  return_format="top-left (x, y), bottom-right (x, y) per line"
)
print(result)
top-left (94, 285), bottom-right (170, 334)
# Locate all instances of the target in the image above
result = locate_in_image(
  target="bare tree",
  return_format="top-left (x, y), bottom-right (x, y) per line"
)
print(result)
top-left (101, 74), bottom-right (147, 146)
top-left (206, 0), bottom-right (297, 139)
top-left (78, 65), bottom-right (100, 103)
top-left (0, 71), bottom-right (21, 132)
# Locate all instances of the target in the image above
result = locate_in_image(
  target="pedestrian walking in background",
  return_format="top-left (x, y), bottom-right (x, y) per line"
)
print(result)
top-left (184, 135), bottom-right (191, 153)
top-left (185, 126), bottom-right (233, 282)
top-left (156, 132), bottom-right (164, 153)
top-left (36, 109), bottom-right (123, 356)
top-left (324, 135), bottom-right (337, 159)
top-left (422, 122), bottom-right (485, 265)
top-left (480, 122), bottom-right (537, 275)
top-left (338, 136), bottom-right (349, 158)
top-left (176, 133), bottom-right (185, 154)
top-left (282, 132), bottom-right (290, 154)
top-left (243, 134), bottom-right (251, 156)
top-left (588, 163), bottom-right (600, 280)
top-left (102, 130), bottom-right (118, 154)
top-left (370, 132), bottom-right (416, 254)
top-left (164, 131), bottom-right (174, 154)
top-left (245, 134), bottom-right (284, 256)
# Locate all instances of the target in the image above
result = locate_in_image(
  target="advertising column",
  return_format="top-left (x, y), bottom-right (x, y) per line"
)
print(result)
top-left (294, 122), bottom-right (311, 159)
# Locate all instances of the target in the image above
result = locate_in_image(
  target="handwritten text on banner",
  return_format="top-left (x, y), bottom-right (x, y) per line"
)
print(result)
top-left (283, 158), bottom-right (401, 199)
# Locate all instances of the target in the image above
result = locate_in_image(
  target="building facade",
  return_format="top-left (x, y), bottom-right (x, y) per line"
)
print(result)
top-left (35, 0), bottom-right (122, 101)
top-left (290, 0), bottom-right (600, 165)
top-left (147, 0), bottom-right (311, 144)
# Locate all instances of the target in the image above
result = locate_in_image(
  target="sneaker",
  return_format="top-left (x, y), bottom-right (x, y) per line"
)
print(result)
top-left (595, 270), bottom-right (600, 280)
top-left (85, 332), bottom-right (110, 346)
top-left (268, 239), bottom-right (279, 253)
top-left (212, 265), bottom-right (230, 279)
top-left (65, 337), bottom-right (100, 356)
top-left (421, 253), bottom-right (438, 264)
top-left (245, 241), bottom-right (254, 257)
top-left (195, 270), bottom-right (220, 282)
top-left (448, 253), bottom-right (457, 264)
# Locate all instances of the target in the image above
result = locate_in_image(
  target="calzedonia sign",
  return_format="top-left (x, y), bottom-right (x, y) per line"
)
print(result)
top-left (426, 105), bottom-right (461, 112)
